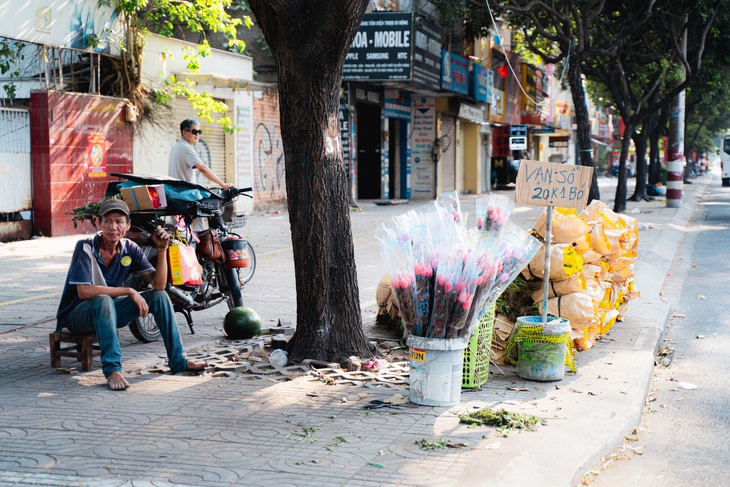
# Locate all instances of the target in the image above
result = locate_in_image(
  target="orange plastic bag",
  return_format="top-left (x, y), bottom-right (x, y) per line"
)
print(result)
top-left (168, 245), bottom-right (203, 286)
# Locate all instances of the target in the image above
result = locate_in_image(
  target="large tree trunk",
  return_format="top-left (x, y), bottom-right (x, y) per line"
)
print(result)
top-left (567, 55), bottom-right (600, 203)
top-left (629, 123), bottom-right (650, 201)
top-left (249, 0), bottom-right (374, 363)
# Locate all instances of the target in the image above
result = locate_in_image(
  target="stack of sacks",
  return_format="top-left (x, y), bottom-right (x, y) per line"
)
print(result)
top-left (522, 202), bottom-right (640, 351)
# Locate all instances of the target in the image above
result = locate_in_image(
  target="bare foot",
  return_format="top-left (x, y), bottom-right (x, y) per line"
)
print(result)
top-left (187, 359), bottom-right (206, 371)
top-left (107, 371), bottom-right (130, 390)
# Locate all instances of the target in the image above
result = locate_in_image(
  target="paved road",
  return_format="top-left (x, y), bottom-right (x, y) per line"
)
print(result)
top-left (587, 175), bottom-right (730, 486)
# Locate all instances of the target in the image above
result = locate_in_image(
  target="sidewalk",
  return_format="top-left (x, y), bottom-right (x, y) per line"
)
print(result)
top-left (0, 172), bottom-right (712, 486)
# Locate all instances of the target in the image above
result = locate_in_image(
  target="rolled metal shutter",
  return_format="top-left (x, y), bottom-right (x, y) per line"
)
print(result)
top-left (173, 97), bottom-right (228, 187)
top-left (439, 114), bottom-right (457, 192)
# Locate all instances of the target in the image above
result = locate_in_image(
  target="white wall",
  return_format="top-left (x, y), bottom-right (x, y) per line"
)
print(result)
top-left (136, 34), bottom-right (256, 214)
top-left (141, 34), bottom-right (254, 87)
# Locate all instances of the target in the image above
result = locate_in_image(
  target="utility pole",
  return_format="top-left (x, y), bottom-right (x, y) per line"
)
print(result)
top-left (667, 18), bottom-right (687, 208)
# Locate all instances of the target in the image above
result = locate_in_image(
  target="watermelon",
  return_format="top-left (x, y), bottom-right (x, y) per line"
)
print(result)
top-left (224, 306), bottom-right (262, 339)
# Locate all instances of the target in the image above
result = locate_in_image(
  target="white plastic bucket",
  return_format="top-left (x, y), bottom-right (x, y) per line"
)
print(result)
top-left (515, 316), bottom-right (570, 382)
top-left (407, 335), bottom-right (468, 407)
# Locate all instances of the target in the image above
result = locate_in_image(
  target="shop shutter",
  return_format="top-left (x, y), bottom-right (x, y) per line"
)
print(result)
top-left (173, 96), bottom-right (228, 187)
top-left (439, 114), bottom-right (457, 192)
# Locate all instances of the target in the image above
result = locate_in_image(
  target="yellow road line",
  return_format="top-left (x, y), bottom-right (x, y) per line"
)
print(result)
top-left (255, 229), bottom-right (372, 259)
top-left (0, 292), bottom-right (62, 307)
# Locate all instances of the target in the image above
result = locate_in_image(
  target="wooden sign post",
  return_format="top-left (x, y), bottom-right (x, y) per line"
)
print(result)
top-left (515, 160), bottom-right (594, 324)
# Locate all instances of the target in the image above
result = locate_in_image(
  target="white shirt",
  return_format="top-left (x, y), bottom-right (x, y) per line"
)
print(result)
top-left (168, 138), bottom-right (201, 184)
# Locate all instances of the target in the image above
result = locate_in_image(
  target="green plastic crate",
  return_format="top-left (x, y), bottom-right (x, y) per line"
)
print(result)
top-left (462, 306), bottom-right (496, 389)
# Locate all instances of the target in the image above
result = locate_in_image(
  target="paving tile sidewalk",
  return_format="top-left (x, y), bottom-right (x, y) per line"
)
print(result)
top-left (0, 173), bottom-right (713, 486)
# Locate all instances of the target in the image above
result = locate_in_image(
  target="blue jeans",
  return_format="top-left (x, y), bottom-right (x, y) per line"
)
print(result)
top-left (65, 290), bottom-right (189, 378)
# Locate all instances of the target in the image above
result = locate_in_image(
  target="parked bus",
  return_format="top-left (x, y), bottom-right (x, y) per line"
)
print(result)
top-left (722, 135), bottom-right (730, 186)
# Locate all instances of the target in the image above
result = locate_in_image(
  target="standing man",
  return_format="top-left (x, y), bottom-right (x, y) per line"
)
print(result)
top-left (169, 118), bottom-right (235, 190)
top-left (56, 199), bottom-right (205, 390)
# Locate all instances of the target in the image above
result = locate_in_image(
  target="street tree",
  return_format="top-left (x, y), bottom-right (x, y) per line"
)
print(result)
top-left (247, 0), bottom-right (375, 363)
top-left (584, 0), bottom-right (722, 210)
top-left (437, 0), bottom-right (635, 203)
top-left (684, 16), bottom-right (730, 161)
top-left (106, 0), bottom-right (251, 131)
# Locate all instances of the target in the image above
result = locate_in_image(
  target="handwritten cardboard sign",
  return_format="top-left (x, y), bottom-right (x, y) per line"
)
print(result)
top-left (515, 160), bottom-right (594, 209)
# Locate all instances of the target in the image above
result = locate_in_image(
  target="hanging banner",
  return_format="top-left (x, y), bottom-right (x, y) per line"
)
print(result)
top-left (86, 130), bottom-right (107, 178)
top-left (411, 97), bottom-right (436, 198)
top-left (515, 160), bottom-right (593, 209)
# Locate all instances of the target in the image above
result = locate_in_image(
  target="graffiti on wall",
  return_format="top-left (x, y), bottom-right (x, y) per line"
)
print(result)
top-left (253, 87), bottom-right (287, 203)
top-left (254, 122), bottom-right (285, 200)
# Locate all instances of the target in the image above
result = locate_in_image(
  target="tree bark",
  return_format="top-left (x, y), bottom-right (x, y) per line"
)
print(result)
top-left (629, 123), bottom-right (650, 201)
top-left (567, 54), bottom-right (601, 203)
top-left (613, 123), bottom-right (633, 212)
top-left (249, 0), bottom-right (374, 363)
top-left (648, 108), bottom-right (665, 186)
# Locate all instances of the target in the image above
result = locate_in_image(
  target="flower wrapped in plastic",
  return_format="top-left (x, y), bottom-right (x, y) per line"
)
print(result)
top-left (476, 193), bottom-right (514, 239)
top-left (482, 222), bottom-right (543, 312)
top-left (376, 224), bottom-right (418, 336)
top-left (437, 190), bottom-right (464, 226)
top-left (425, 246), bottom-right (464, 338)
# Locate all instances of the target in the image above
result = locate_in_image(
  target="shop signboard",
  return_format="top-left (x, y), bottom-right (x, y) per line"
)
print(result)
top-left (510, 124), bottom-right (527, 137)
top-left (0, 0), bottom-right (123, 55)
top-left (343, 12), bottom-right (412, 81)
top-left (384, 92), bottom-right (412, 121)
top-left (516, 160), bottom-right (593, 209)
top-left (458, 103), bottom-right (484, 123)
top-left (472, 64), bottom-right (489, 102)
top-left (440, 50), bottom-right (470, 95)
top-left (412, 15), bottom-right (442, 90)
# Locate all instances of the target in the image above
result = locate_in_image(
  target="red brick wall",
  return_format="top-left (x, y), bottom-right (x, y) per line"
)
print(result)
top-left (31, 92), bottom-right (133, 237)
top-left (252, 86), bottom-right (287, 205)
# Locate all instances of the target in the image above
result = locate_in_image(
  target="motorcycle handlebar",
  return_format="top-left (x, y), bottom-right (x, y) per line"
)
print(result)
top-left (225, 187), bottom-right (253, 199)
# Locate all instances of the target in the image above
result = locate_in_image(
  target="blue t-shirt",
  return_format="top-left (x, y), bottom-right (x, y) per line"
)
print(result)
top-left (56, 234), bottom-right (155, 325)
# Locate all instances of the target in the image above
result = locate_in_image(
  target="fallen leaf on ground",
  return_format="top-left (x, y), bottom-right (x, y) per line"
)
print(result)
top-left (55, 368), bottom-right (77, 374)
top-left (387, 393), bottom-right (409, 405)
top-left (671, 313), bottom-right (686, 318)
top-left (624, 434), bottom-right (639, 442)
top-left (446, 442), bottom-right (469, 449)
top-left (37, 392), bottom-right (56, 397)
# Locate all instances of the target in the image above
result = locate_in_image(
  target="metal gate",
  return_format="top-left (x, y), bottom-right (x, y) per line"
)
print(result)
top-left (174, 97), bottom-right (229, 187)
top-left (438, 114), bottom-right (457, 192)
top-left (0, 107), bottom-right (32, 241)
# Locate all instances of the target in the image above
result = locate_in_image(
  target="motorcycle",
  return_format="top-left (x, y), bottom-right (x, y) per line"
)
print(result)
top-left (105, 173), bottom-right (256, 343)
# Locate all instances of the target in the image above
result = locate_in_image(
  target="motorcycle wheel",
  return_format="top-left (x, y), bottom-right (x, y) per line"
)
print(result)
top-left (124, 273), bottom-right (162, 343)
top-left (235, 241), bottom-right (257, 286)
top-left (129, 314), bottom-right (162, 343)
top-left (217, 263), bottom-right (244, 309)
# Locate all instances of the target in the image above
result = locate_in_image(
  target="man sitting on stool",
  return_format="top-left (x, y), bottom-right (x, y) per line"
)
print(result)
top-left (55, 199), bottom-right (205, 390)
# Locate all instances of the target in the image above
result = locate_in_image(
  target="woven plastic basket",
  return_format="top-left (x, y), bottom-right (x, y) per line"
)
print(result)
top-left (221, 238), bottom-right (251, 269)
top-left (462, 306), bottom-right (496, 389)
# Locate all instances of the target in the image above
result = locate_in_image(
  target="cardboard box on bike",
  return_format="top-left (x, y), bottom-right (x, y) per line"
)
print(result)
top-left (120, 185), bottom-right (167, 211)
